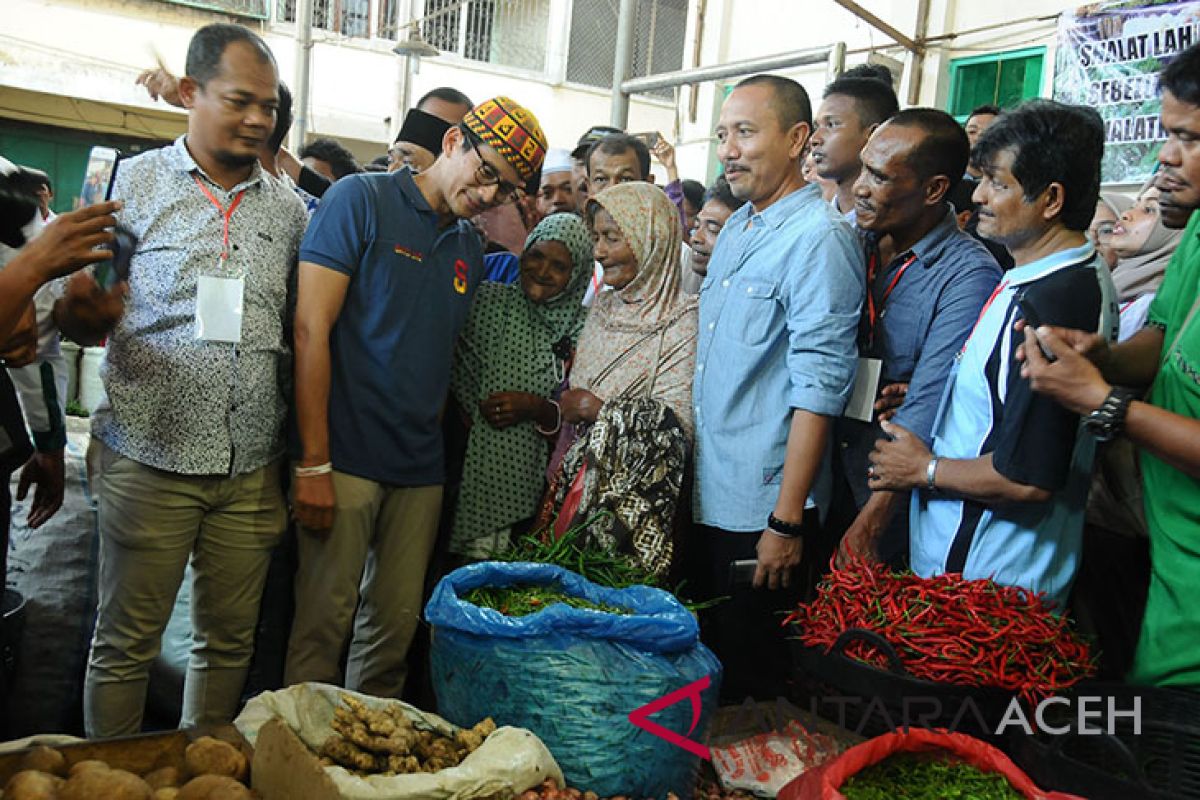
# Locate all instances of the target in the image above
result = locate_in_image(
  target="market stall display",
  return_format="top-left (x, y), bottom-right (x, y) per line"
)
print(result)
top-left (777, 729), bottom-right (1084, 800)
top-left (316, 692), bottom-right (496, 775)
top-left (234, 683), bottom-right (562, 799)
top-left (787, 559), bottom-right (1096, 704)
top-left (0, 729), bottom-right (255, 800)
top-left (426, 561), bottom-right (721, 799)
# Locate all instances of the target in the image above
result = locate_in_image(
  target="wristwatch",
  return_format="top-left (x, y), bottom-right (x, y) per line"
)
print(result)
top-left (1083, 387), bottom-right (1137, 442)
top-left (767, 512), bottom-right (807, 540)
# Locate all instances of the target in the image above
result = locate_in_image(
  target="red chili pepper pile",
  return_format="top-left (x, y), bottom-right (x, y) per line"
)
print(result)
top-left (783, 559), bottom-right (1096, 704)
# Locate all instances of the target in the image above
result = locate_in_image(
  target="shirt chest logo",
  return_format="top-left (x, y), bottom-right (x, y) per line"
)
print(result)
top-left (453, 259), bottom-right (469, 295)
top-left (394, 244), bottom-right (424, 262)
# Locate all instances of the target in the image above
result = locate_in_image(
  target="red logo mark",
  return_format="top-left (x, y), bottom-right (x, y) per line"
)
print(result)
top-left (453, 259), bottom-right (469, 294)
top-left (628, 676), bottom-right (712, 760)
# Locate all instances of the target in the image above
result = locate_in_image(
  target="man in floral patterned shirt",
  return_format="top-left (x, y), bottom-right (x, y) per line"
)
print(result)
top-left (56, 23), bottom-right (307, 737)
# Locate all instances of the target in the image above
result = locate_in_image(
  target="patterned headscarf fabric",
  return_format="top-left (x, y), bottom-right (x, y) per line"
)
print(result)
top-left (463, 96), bottom-right (547, 184)
top-left (448, 213), bottom-right (593, 558)
top-left (585, 182), bottom-right (693, 334)
top-left (553, 397), bottom-right (687, 579)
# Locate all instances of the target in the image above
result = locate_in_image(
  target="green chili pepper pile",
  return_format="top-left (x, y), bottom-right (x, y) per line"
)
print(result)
top-left (500, 516), bottom-right (658, 590)
top-left (498, 514), bottom-right (724, 612)
top-left (785, 558), bottom-right (1096, 703)
top-left (839, 753), bottom-right (1024, 799)
top-left (463, 584), bottom-right (631, 617)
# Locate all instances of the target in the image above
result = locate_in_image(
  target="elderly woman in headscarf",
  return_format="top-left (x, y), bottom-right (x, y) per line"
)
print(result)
top-left (448, 213), bottom-right (593, 560)
top-left (1108, 183), bottom-right (1185, 342)
top-left (548, 182), bottom-right (698, 578)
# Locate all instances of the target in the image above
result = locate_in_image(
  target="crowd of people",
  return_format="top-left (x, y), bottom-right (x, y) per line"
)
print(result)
top-left (1, 20), bottom-right (1199, 737)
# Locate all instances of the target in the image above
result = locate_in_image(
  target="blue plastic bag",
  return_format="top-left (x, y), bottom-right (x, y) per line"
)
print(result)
top-left (426, 562), bottom-right (722, 799)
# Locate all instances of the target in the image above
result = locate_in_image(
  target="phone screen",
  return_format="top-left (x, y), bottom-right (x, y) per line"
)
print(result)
top-left (728, 559), bottom-right (758, 589)
top-left (79, 146), bottom-right (120, 208)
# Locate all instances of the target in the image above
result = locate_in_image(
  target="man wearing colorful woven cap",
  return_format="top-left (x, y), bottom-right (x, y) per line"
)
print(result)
top-left (286, 96), bottom-right (546, 697)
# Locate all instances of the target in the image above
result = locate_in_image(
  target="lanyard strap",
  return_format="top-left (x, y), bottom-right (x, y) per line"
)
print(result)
top-left (866, 251), bottom-right (917, 335)
top-left (960, 280), bottom-right (1010, 354)
top-left (192, 174), bottom-right (246, 261)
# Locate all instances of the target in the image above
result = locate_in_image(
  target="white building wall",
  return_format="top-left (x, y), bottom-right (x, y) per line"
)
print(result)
top-left (672, 0), bottom-right (1073, 186)
top-left (1, 0), bottom-right (674, 162)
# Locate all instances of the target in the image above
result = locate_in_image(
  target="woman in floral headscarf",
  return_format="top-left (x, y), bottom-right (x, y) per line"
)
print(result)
top-left (449, 213), bottom-right (593, 560)
top-left (549, 182), bottom-right (699, 577)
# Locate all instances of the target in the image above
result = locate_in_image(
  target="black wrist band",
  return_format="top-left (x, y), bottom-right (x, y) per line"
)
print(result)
top-left (767, 512), bottom-right (807, 539)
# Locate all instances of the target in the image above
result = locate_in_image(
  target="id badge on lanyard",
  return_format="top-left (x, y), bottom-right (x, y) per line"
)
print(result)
top-left (192, 175), bottom-right (246, 344)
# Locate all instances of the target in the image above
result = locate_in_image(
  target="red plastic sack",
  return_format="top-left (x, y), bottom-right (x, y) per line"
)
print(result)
top-left (778, 728), bottom-right (1085, 800)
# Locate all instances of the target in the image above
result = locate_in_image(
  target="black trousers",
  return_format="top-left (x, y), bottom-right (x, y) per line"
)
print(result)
top-left (694, 510), bottom-right (826, 704)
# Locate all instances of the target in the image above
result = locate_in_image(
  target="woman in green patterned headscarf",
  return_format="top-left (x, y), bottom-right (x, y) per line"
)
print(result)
top-left (449, 213), bottom-right (594, 559)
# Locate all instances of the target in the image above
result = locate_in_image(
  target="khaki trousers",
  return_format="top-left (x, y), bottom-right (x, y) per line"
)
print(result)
top-left (83, 443), bottom-right (285, 738)
top-left (284, 472), bottom-right (442, 699)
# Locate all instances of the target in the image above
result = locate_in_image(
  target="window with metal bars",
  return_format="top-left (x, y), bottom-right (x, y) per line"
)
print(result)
top-left (566, 0), bottom-right (687, 99)
top-left (420, 0), bottom-right (549, 72)
top-left (276, 0), bottom-right (370, 37)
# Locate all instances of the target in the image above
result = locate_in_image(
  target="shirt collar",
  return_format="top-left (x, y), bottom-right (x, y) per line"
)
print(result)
top-left (1006, 241), bottom-right (1096, 287)
top-left (392, 167), bottom-right (434, 213)
top-left (170, 135), bottom-right (265, 194)
top-left (908, 207), bottom-right (961, 267)
top-left (744, 182), bottom-right (823, 231)
top-left (864, 206), bottom-right (959, 269)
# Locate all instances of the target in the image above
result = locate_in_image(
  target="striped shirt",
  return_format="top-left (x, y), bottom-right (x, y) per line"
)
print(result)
top-left (910, 243), bottom-right (1118, 607)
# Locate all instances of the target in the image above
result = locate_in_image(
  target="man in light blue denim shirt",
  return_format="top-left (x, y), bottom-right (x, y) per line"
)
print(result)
top-left (692, 74), bottom-right (864, 700)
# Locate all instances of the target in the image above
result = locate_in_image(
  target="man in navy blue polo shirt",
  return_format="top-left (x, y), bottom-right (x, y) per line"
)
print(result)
top-left (285, 97), bottom-right (547, 697)
top-left (868, 100), bottom-right (1117, 608)
top-left (834, 109), bottom-right (1002, 567)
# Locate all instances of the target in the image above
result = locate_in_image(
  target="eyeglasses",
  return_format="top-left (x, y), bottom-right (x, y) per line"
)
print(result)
top-left (464, 134), bottom-right (524, 203)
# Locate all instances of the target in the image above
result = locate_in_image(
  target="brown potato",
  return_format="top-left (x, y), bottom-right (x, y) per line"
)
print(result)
top-left (177, 774), bottom-right (253, 800)
top-left (154, 789), bottom-right (181, 800)
top-left (19, 746), bottom-right (67, 777)
top-left (60, 767), bottom-right (152, 800)
top-left (143, 766), bottom-right (183, 789)
top-left (68, 759), bottom-right (109, 777)
top-left (183, 737), bottom-right (247, 782)
top-left (4, 769), bottom-right (65, 800)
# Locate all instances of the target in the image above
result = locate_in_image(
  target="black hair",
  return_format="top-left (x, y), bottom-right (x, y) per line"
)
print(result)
top-left (416, 86), bottom-right (474, 111)
top-left (968, 104), bottom-right (1002, 120)
top-left (19, 167), bottom-right (51, 191)
top-left (840, 63), bottom-right (895, 87)
top-left (822, 77), bottom-right (900, 127)
top-left (682, 179), bottom-right (705, 210)
top-left (736, 74), bottom-right (813, 129)
top-left (946, 176), bottom-right (978, 215)
top-left (888, 107), bottom-right (971, 183)
top-left (704, 174), bottom-right (746, 213)
top-left (586, 134), bottom-right (650, 179)
top-left (266, 81), bottom-right (293, 153)
top-left (972, 99), bottom-right (1104, 231)
top-left (1160, 41), bottom-right (1200, 107)
top-left (299, 137), bottom-right (361, 180)
top-left (364, 155), bottom-right (390, 173)
top-left (185, 23), bottom-right (276, 87)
